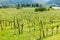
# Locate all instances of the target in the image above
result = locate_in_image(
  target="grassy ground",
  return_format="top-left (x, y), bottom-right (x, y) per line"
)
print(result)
top-left (0, 8), bottom-right (60, 40)
top-left (43, 34), bottom-right (60, 40)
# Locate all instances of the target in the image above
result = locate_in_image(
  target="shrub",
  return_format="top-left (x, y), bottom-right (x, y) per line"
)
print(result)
top-left (32, 2), bottom-right (39, 7)
top-left (35, 5), bottom-right (50, 12)
top-left (16, 4), bottom-right (22, 9)
top-left (49, 6), bottom-right (52, 9)
top-left (0, 6), bottom-right (2, 8)
top-left (0, 5), bottom-right (9, 9)
top-left (2, 5), bottom-right (9, 8)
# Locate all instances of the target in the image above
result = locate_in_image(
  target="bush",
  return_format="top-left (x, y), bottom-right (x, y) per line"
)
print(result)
top-left (0, 6), bottom-right (2, 9)
top-left (2, 5), bottom-right (9, 8)
top-left (0, 5), bottom-right (9, 9)
top-left (16, 4), bottom-right (22, 9)
top-left (35, 5), bottom-right (50, 12)
top-left (32, 3), bottom-right (39, 7)
top-left (49, 6), bottom-right (52, 9)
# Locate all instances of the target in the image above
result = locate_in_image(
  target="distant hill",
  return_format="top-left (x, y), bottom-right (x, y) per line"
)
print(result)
top-left (45, 0), bottom-right (60, 6)
top-left (0, 0), bottom-right (49, 5)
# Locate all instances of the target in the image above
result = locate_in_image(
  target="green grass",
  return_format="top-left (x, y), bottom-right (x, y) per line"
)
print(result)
top-left (0, 8), bottom-right (60, 40)
top-left (43, 34), bottom-right (60, 40)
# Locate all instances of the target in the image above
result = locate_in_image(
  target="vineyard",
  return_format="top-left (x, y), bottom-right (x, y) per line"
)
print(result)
top-left (0, 8), bottom-right (60, 40)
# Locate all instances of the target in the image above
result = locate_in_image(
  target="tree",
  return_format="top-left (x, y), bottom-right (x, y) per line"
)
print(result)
top-left (32, 2), bottom-right (39, 7)
top-left (50, 6), bottom-right (52, 9)
top-left (2, 5), bottom-right (9, 8)
top-left (16, 4), bottom-right (21, 9)
top-left (0, 6), bottom-right (2, 9)
top-left (26, 4), bottom-right (31, 7)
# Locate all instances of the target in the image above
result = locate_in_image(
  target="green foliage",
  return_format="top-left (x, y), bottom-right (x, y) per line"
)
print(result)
top-left (16, 4), bottom-right (21, 9)
top-left (32, 2), bottom-right (39, 7)
top-left (0, 8), bottom-right (60, 40)
top-left (2, 5), bottom-right (9, 8)
top-left (35, 5), bottom-right (50, 12)
top-left (0, 5), bottom-right (9, 9)
top-left (0, 6), bottom-right (2, 8)
top-left (26, 4), bottom-right (31, 7)
top-left (49, 6), bottom-right (52, 9)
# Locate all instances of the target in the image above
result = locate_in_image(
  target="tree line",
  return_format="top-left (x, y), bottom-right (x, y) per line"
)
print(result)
top-left (0, 3), bottom-right (40, 9)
